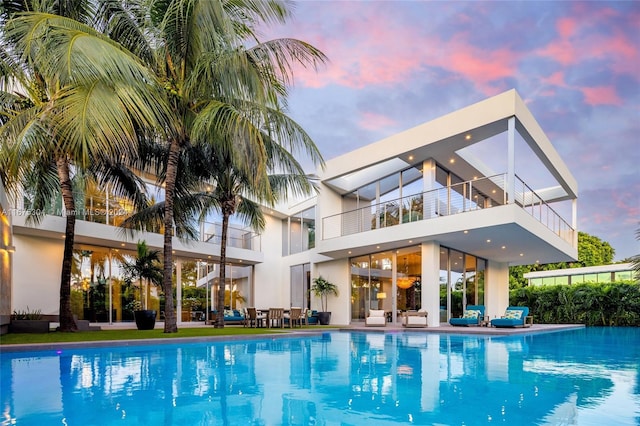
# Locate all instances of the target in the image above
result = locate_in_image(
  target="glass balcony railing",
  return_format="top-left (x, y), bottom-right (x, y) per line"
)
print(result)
top-left (322, 174), bottom-right (574, 245)
top-left (17, 191), bottom-right (261, 251)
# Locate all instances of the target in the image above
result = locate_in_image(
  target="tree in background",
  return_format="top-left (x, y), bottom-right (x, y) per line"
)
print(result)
top-left (510, 231), bottom-right (616, 288)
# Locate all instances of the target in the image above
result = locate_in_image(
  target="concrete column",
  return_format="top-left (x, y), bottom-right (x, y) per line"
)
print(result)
top-left (423, 158), bottom-right (436, 219)
top-left (421, 241), bottom-right (441, 327)
top-left (506, 117), bottom-right (516, 204)
top-left (484, 260), bottom-right (510, 320)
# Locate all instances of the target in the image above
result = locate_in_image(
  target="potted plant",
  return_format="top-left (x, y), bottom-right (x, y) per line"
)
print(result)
top-left (311, 276), bottom-right (339, 325)
top-left (9, 307), bottom-right (50, 333)
top-left (122, 241), bottom-right (163, 330)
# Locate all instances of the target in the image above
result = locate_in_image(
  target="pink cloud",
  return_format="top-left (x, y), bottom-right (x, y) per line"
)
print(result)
top-left (358, 111), bottom-right (397, 131)
top-left (580, 86), bottom-right (622, 106)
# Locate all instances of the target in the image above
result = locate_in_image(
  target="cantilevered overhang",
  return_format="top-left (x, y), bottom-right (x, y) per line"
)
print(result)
top-left (321, 89), bottom-right (577, 201)
top-left (315, 204), bottom-right (577, 266)
top-left (11, 215), bottom-right (264, 265)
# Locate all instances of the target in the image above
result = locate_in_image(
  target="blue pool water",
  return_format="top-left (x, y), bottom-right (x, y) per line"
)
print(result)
top-left (1, 328), bottom-right (639, 425)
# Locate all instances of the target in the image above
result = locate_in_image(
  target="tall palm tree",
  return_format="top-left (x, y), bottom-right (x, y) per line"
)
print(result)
top-left (0, 3), bottom-right (168, 331)
top-left (4, 1), bottom-right (326, 332)
top-left (197, 129), bottom-right (322, 328)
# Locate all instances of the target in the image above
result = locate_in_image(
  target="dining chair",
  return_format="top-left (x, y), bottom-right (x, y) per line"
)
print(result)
top-left (267, 308), bottom-right (284, 328)
top-left (285, 307), bottom-right (303, 328)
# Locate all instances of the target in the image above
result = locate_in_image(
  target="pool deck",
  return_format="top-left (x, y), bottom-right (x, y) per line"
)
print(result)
top-left (0, 322), bottom-right (585, 352)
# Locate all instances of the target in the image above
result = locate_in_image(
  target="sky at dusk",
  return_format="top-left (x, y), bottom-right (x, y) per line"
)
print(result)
top-left (261, 0), bottom-right (640, 261)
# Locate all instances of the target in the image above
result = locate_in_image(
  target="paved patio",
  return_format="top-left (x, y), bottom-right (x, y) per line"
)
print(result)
top-left (98, 320), bottom-right (584, 336)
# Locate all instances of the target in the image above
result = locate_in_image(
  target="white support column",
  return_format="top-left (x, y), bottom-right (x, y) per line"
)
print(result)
top-left (484, 260), bottom-right (510, 320)
top-left (572, 198), bottom-right (578, 248)
top-left (506, 117), bottom-right (516, 204)
top-left (423, 158), bottom-right (436, 219)
top-left (421, 241), bottom-right (441, 327)
top-left (176, 258), bottom-right (183, 324)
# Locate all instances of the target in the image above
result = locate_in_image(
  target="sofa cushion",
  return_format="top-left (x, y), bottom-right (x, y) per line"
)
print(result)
top-left (369, 309), bottom-right (385, 317)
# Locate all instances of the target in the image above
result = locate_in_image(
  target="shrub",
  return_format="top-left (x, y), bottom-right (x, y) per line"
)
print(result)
top-left (510, 282), bottom-right (640, 326)
top-left (12, 307), bottom-right (43, 320)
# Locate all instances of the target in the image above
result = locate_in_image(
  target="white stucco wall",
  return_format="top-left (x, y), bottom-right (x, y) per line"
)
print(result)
top-left (313, 258), bottom-right (350, 326)
top-left (253, 214), bottom-right (286, 308)
top-left (13, 235), bottom-right (64, 315)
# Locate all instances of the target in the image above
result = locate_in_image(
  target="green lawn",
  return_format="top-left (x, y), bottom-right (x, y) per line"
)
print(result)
top-left (0, 326), bottom-right (333, 346)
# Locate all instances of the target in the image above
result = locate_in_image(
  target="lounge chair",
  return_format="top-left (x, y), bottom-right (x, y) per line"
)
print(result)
top-left (365, 309), bottom-right (387, 327)
top-left (402, 310), bottom-right (428, 328)
top-left (491, 306), bottom-right (530, 328)
top-left (449, 305), bottom-right (485, 326)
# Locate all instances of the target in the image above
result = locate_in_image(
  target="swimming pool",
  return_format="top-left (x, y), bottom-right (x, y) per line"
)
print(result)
top-left (1, 328), bottom-right (639, 425)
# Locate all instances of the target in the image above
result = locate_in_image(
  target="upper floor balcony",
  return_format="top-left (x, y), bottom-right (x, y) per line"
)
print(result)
top-left (320, 173), bottom-right (575, 263)
top-left (11, 190), bottom-right (261, 252)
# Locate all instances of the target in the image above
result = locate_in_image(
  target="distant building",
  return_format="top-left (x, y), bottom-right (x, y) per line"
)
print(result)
top-left (524, 263), bottom-right (635, 286)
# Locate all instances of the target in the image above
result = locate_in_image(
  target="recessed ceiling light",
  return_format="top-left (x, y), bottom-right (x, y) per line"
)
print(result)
top-left (120, 243), bottom-right (125, 247)
top-left (376, 246), bottom-right (380, 249)
top-left (408, 155), bottom-right (414, 161)
top-left (449, 158), bottom-right (455, 164)
top-left (465, 134), bottom-right (471, 140)
top-left (501, 246), bottom-right (506, 249)
top-left (463, 230), bottom-right (469, 234)
top-left (520, 253), bottom-right (524, 256)
top-left (409, 240), bottom-right (413, 243)
top-left (486, 239), bottom-right (491, 243)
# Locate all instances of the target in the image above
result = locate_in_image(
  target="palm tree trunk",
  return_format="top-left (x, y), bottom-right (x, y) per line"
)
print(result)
top-left (215, 209), bottom-right (231, 328)
top-left (56, 156), bottom-right (78, 332)
top-left (162, 139), bottom-right (180, 333)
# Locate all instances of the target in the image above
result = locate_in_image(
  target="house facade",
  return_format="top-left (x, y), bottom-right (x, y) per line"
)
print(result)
top-left (0, 89), bottom-right (578, 333)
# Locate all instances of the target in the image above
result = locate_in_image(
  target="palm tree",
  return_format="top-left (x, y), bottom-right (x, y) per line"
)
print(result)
top-left (4, 1), bottom-right (326, 332)
top-left (0, 3), bottom-right (168, 331)
top-left (122, 241), bottom-right (163, 311)
top-left (189, 127), bottom-right (323, 327)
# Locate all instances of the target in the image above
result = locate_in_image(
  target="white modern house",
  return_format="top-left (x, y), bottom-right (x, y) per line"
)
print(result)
top-left (0, 89), bottom-right (578, 332)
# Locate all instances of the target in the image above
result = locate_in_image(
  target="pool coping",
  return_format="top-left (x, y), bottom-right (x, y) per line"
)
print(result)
top-left (0, 324), bottom-right (586, 353)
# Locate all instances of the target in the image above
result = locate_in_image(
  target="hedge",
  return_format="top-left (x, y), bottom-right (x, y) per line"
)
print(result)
top-left (509, 282), bottom-right (640, 326)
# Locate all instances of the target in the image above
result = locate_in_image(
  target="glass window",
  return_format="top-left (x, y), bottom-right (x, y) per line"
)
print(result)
top-left (396, 248), bottom-right (421, 312)
top-left (290, 264), bottom-right (310, 308)
top-left (614, 271), bottom-right (633, 281)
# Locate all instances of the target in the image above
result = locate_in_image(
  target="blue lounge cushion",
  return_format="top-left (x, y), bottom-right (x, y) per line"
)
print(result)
top-left (491, 306), bottom-right (529, 328)
top-left (449, 305), bottom-right (485, 326)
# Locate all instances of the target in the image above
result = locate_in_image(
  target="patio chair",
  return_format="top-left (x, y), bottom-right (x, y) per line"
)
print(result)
top-left (365, 309), bottom-right (387, 327)
top-left (449, 305), bottom-right (485, 327)
top-left (267, 308), bottom-right (284, 328)
top-left (491, 306), bottom-right (530, 328)
top-left (245, 307), bottom-right (265, 328)
top-left (284, 307), bottom-right (303, 328)
top-left (402, 310), bottom-right (428, 328)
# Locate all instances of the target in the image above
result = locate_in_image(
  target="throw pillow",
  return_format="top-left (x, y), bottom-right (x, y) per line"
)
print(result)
top-left (463, 310), bottom-right (480, 319)
top-left (504, 310), bottom-right (522, 320)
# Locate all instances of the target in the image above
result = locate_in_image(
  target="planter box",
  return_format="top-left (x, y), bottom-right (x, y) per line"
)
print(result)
top-left (9, 320), bottom-right (50, 333)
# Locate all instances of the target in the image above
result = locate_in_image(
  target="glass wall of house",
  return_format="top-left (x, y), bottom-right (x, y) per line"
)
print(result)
top-left (71, 245), bottom-right (144, 323)
top-left (439, 246), bottom-right (486, 321)
top-left (350, 247), bottom-right (420, 321)
top-left (396, 248), bottom-right (421, 311)
top-left (70, 244), bottom-right (253, 323)
top-left (290, 263), bottom-right (311, 309)
top-left (205, 263), bottom-right (253, 319)
top-left (282, 206), bottom-right (316, 256)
